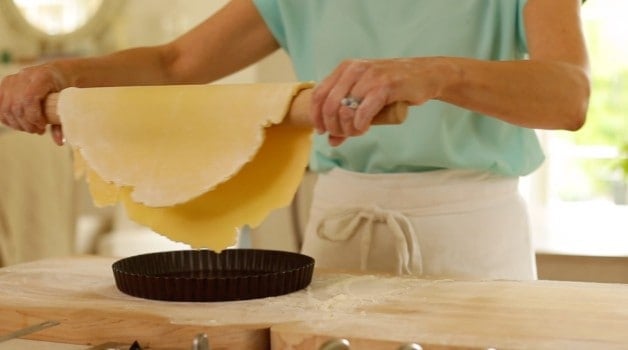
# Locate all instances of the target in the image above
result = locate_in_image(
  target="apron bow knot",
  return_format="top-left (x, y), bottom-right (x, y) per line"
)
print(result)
top-left (316, 205), bottom-right (423, 274)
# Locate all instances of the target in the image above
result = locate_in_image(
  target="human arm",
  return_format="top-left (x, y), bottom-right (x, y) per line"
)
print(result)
top-left (311, 0), bottom-right (590, 146)
top-left (0, 0), bottom-right (279, 144)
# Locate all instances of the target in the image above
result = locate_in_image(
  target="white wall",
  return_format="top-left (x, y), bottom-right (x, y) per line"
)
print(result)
top-left (0, 0), bottom-right (296, 82)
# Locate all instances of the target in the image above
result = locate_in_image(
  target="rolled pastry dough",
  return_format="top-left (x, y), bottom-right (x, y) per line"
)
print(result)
top-left (59, 83), bottom-right (312, 207)
top-left (61, 83), bottom-right (313, 250)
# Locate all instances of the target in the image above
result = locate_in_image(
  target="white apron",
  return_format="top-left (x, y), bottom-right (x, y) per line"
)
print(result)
top-left (300, 168), bottom-right (537, 280)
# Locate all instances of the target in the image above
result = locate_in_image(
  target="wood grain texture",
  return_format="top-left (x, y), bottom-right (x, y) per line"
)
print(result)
top-left (1, 256), bottom-right (628, 349)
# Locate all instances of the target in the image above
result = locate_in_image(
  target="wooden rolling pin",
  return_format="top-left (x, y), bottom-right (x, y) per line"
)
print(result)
top-left (44, 88), bottom-right (408, 128)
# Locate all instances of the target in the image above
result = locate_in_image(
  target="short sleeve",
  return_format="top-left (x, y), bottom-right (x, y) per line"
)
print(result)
top-left (252, 0), bottom-right (288, 49)
top-left (516, 0), bottom-right (529, 56)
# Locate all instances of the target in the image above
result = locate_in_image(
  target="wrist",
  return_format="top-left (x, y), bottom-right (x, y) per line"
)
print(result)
top-left (423, 57), bottom-right (462, 101)
top-left (46, 60), bottom-right (76, 89)
top-left (402, 57), bottom-right (461, 103)
top-left (412, 57), bottom-right (463, 100)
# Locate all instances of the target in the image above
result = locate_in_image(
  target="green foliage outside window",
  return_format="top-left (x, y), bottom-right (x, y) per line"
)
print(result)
top-left (555, 5), bottom-right (628, 201)
top-left (571, 21), bottom-right (628, 149)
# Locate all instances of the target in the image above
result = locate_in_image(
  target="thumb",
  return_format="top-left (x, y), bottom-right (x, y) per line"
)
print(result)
top-left (50, 125), bottom-right (65, 146)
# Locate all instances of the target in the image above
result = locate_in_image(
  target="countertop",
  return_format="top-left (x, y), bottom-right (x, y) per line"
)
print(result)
top-left (1, 255), bottom-right (628, 349)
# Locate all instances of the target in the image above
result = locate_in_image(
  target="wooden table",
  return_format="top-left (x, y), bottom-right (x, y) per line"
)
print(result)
top-left (1, 256), bottom-right (627, 349)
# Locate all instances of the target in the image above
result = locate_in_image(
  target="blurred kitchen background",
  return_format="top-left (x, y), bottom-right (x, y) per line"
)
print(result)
top-left (0, 0), bottom-right (626, 283)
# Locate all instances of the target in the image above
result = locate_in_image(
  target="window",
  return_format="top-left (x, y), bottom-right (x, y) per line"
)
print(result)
top-left (523, 0), bottom-right (628, 256)
top-left (12, 0), bottom-right (103, 36)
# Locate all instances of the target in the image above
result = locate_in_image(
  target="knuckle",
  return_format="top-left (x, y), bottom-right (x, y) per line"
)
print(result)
top-left (366, 68), bottom-right (387, 83)
top-left (347, 60), bottom-right (368, 74)
top-left (325, 118), bottom-right (340, 133)
top-left (339, 59), bottom-right (354, 69)
top-left (321, 101), bottom-right (337, 118)
top-left (386, 76), bottom-right (402, 91)
top-left (1, 74), bottom-right (15, 85)
top-left (311, 89), bottom-right (326, 104)
top-left (19, 66), bottom-right (38, 77)
top-left (351, 123), bottom-right (367, 136)
top-left (338, 108), bottom-right (354, 122)
top-left (10, 104), bottom-right (21, 116)
top-left (338, 112), bottom-right (356, 134)
top-left (324, 124), bottom-right (337, 135)
top-left (24, 109), bottom-right (42, 124)
top-left (372, 90), bottom-right (389, 105)
top-left (21, 94), bottom-right (36, 107)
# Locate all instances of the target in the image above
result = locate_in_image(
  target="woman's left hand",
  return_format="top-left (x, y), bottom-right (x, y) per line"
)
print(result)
top-left (310, 58), bottom-right (444, 146)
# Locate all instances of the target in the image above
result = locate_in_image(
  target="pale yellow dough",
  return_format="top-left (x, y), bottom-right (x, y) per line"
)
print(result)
top-left (59, 83), bottom-right (312, 207)
top-left (61, 83), bottom-right (313, 250)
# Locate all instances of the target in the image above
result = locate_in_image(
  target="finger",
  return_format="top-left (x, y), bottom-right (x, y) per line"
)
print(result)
top-left (23, 101), bottom-right (47, 134)
top-left (0, 110), bottom-right (11, 128)
top-left (1, 89), bottom-right (17, 128)
top-left (321, 93), bottom-right (356, 137)
top-left (23, 81), bottom-right (54, 131)
top-left (10, 103), bottom-right (34, 132)
top-left (322, 105), bottom-right (343, 136)
top-left (50, 125), bottom-right (65, 146)
top-left (337, 105), bottom-right (359, 136)
top-left (354, 87), bottom-right (389, 132)
top-left (328, 135), bottom-right (347, 147)
top-left (22, 94), bottom-right (49, 134)
top-left (311, 62), bottom-right (350, 134)
top-left (1, 78), bottom-right (36, 133)
top-left (321, 61), bottom-right (367, 123)
top-left (5, 104), bottom-right (43, 134)
top-left (3, 115), bottom-right (21, 130)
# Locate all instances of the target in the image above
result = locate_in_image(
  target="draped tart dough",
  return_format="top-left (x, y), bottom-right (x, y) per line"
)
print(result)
top-left (60, 83), bottom-right (313, 250)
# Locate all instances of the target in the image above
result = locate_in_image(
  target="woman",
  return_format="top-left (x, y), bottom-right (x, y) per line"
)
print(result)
top-left (0, 0), bottom-right (589, 279)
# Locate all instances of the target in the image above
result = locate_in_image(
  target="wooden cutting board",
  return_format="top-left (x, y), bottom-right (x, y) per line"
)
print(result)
top-left (1, 256), bottom-right (627, 349)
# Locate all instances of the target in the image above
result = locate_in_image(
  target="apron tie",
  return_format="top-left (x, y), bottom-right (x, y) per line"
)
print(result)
top-left (316, 205), bottom-right (423, 274)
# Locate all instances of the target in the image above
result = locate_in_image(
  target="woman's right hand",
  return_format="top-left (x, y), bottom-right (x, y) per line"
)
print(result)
top-left (0, 64), bottom-right (68, 145)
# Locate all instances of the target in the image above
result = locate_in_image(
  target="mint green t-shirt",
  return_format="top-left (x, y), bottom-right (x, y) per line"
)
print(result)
top-left (253, 0), bottom-right (544, 176)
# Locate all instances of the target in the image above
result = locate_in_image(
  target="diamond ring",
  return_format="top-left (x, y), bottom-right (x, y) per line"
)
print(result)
top-left (340, 96), bottom-right (361, 110)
